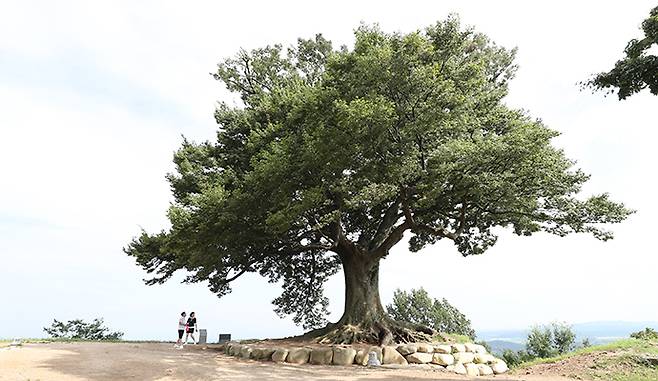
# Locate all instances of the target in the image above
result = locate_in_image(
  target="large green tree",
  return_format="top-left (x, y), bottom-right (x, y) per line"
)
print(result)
top-left (585, 6), bottom-right (658, 99)
top-left (126, 17), bottom-right (632, 344)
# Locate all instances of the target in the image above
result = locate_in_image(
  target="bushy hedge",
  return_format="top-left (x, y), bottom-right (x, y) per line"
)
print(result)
top-left (43, 318), bottom-right (123, 340)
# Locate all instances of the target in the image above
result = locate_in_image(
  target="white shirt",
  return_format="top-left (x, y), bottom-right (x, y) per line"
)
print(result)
top-left (178, 316), bottom-right (186, 330)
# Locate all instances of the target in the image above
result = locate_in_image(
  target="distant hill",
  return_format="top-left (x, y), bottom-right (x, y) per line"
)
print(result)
top-left (571, 321), bottom-right (658, 340)
top-left (486, 339), bottom-right (524, 354)
top-left (477, 321), bottom-right (658, 354)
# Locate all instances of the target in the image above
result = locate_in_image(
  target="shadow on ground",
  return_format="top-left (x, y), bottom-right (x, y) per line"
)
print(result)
top-left (30, 342), bottom-right (513, 381)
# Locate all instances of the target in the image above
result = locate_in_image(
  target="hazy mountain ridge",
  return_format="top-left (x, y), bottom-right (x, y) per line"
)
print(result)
top-left (478, 321), bottom-right (658, 354)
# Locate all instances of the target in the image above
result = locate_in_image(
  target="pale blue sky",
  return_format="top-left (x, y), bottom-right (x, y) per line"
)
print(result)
top-left (1, 0), bottom-right (656, 341)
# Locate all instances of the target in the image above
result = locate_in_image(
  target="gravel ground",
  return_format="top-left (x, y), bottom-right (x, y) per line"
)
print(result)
top-left (0, 342), bottom-right (572, 381)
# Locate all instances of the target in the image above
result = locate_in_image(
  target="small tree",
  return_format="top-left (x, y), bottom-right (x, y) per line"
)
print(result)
top-left (526, 325), bottom-right (554, 358)
top-left (526, 322), bottom-right (575, 358)
top-left (43, 318), bottom-right (123, 341)
top-left (552, 322), bottom-right (576, 354)
top-left (386, 288), bottom-right (475, 339)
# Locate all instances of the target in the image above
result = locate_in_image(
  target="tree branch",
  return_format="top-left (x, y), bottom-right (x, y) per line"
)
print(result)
top-left (225, 267), bottom-right (250, 282)
top-left (368, 197), bottom-right (404, 251)
top-left (372, 220), bottom-right (411, 258)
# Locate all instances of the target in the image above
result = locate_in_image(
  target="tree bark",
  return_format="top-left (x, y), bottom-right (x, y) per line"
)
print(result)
top-left (339, 248), bottom-right (386, 327)
top-left (306, 245), bottom-right (434, 345)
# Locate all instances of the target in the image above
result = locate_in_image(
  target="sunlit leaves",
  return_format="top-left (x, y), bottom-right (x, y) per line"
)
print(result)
top-left (585, 6), bottom-right (658, 99)
top-left (126, 16), bottom-right (631, 329)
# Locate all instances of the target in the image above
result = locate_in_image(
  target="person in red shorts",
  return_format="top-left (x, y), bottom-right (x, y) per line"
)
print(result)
top-left (184, 312), bottom-right (197, 345)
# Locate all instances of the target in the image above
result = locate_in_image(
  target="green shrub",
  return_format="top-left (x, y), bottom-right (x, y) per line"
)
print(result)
top-left (630, 327), bottom-right (658, 341)
top-left (502, 349), bottom-right (535, 367)
top-left (504, 322), bottom-right (577, 367)
top-left (526, 322), bottom-right (576, 358)
top-left (43, 318), bottom-right (123, 340)
top-left (552, 322), bottom-right (576, 354)
top-left (526, 325), bottom-right (555, 358)
top-left (386, 288), bottom-right (475, 339)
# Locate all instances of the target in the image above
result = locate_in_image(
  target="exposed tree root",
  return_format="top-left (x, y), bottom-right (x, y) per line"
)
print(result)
top-left (301, 319), bottom-right (435, 346)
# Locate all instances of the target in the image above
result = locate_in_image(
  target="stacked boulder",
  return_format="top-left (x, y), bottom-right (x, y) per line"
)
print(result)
top-left (396, 342), bottom-right (509, 376)
top-left (222, 341), bottom-right (508, 376)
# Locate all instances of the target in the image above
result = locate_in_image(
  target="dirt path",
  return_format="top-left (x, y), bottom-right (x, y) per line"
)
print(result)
top-left (0, 342), bottom-right (573, 381)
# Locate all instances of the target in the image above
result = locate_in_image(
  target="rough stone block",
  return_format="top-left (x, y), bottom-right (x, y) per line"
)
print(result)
top-left (382, 346), bottom-right (408, 365)
top-left (432, 353), bottom-right (454, 366)
top-left (406, 352), bottom-right (434, 364)
top-left (465, 362), bottom-right (479, 376)
top-left (416, 343), bottom-right (434, 353)
top-left (434, 344), bottom-right (452, 354)
top-left (451, 343), bottom-right (466, 353)
top-left (310, 347), bottom-right (333, 365)
top-left (332, 347), bottom-right (356, 366)
top-left (286, 347), bottom-right (311, 364)
top-left (396, 344), bottom-right (417, 355)
top-left (453, 352), bottom-right (475, 364)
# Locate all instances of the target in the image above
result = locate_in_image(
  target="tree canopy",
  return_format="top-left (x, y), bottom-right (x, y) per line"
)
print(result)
top-left (585, 6), bottom-right (658, 99)
top-left (125, 16), bottom-right (632, 338)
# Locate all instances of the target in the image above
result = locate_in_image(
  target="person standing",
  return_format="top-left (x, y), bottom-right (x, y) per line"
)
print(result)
top-left (184, 312), bottom-right (197, 345)
top-left (175, 312), bottom-right (186, 348)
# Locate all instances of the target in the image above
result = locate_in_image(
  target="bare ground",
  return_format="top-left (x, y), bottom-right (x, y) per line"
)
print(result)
top-left (511, 351), bottom-right (616, 380)
top-left (0, 342), bottom-right (574, 381)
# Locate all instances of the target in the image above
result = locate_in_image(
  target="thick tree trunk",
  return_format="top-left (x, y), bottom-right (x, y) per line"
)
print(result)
top-left (307, 246), bottom-right (435, 345)
top-left (340, 249), bottom-right (387, 327)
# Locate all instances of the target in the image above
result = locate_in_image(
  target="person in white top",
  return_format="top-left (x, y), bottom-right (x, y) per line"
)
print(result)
top-left (175, 312), bottom-right (186, 348)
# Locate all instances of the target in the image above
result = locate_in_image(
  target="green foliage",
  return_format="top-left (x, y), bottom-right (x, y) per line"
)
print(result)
top-left (43, 318), bottom-right (123, 341)
top-left (516, 339), bottom-right (658, 381)
top-left (585, 6), bottom-right (658, 99)
top-left (503, 322), bottom-right (577, 366)
top-left (520, 338), bottom-right (658, 368)
top-left (386, 288), bottom-right (475, 338)
top-left (526, 325), bottom-right (555, 358)
top-left (125, 16), bottom-right (631, 329)
top-left (502, 348), bottom-right (535, 367)
top-left (630, 327), bottom-right (658, 341)
top-left (526, 322), bottom-right (576, 358)
top-left (439, 333), bottom-right (471, 343)
top-left (553, 322), bottom-right (577, 354)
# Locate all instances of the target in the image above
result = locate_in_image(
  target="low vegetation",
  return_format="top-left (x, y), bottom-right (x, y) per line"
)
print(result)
top-left (386, 288), bottom-right (476, 339)
top-left (43, 318), bottom-right (123, 341)
top-left (502, 322), bottom-right (578, 366)
top-left (513, 328), bottom-right (658, 381)
top-left (630, 328), bottom-right (658, 341)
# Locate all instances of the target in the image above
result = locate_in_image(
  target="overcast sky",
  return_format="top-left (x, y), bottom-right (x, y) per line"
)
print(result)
top-left (1, 1), bottom-right (656, 342)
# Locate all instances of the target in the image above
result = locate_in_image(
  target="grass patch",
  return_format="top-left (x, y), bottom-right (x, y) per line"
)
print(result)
top-left (588, 353), bottom-right (658, 381)
top-left (437, 333), bottom-right (471, 343)
top-left (516, 339), bottom-right (658, 381)
top-left (518, 339), bottom-right (658, 368)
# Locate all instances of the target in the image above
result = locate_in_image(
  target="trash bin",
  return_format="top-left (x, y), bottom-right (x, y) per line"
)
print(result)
top-left (218, 333), bottom-right (231, 343)
top-left (198, 329), bottom-right (207, 344)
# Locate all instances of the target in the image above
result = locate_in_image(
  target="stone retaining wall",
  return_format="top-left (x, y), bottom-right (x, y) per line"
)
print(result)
top-left (222, 341), bottom-right (509, 376)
